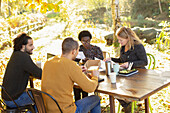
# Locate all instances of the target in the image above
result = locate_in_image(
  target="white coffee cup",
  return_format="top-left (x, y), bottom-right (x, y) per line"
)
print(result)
top-left (36, 61), bottom-right (41, 68)
top-left (109, 72), bottom-right (116, 83)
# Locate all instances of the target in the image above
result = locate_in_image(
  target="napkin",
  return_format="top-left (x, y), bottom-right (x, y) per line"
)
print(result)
top-left (76, 51), bottom-right (85, 59)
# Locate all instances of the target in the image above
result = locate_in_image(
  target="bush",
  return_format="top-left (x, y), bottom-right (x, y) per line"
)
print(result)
top-left (137, 14), bottom-right (144, 20)
top-left (124, 19), bottom-right (160, 28)
top-left (46, 12), bottom-right (58, 18)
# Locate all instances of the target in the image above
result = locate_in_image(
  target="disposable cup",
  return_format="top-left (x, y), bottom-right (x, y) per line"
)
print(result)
top-left (109, 72), bottom-right (116, 83)
top-left (113, 63), bottom-right (120, 75)
top-left (36, 61), bottom-right (41, 68)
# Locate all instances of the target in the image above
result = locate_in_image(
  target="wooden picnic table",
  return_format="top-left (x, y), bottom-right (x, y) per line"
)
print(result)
top-left (30, 67), bottom-right (170, 113)
top-left (96, 69), bottom-right (170, 113)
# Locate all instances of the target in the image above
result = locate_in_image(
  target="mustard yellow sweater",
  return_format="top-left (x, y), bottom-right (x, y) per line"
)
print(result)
top-left (41, 56), bottom-right (98, 113)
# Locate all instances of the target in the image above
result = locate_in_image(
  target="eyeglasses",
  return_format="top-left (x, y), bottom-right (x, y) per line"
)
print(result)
top-left (81, 40), bottom-right (90, 44)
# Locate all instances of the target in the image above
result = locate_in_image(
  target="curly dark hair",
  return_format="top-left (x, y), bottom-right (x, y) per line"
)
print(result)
top-left (13, 33), bottom-right (32, 51)
top-left (78, 30), bottom-right (92, 41)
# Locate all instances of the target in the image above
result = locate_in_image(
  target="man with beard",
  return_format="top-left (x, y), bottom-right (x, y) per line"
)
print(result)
top-left (1, 33), bottom-right (42, 109)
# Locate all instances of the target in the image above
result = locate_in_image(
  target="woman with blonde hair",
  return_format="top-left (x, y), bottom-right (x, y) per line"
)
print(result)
top-left (105, 27), bottom-right (148, 112)
top-left (105, 26), bottom-right (148, 69)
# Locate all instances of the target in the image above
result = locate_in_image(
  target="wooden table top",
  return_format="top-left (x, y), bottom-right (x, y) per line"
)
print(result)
top-left (97, 69), bottom-right (170, 101)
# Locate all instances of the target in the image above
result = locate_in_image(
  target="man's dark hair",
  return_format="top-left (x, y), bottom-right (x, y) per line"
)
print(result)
top-left (78, 30), bottom-right (92, 41)
top-left (13, 33), bottom-right (32, 51)
top-left (62, 37), bottom-right (79, 54)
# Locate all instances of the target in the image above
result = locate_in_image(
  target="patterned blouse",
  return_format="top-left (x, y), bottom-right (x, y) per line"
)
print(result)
top-left (79, 45), bottom-right (104, 60)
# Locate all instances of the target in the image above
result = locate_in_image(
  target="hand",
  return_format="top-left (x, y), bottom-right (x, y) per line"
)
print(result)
top-left (91, 70), bottom-right (99, 77)
top-left (81, 66), bottom-right (87, 72)
top-left (120, 62), bottom-right (129, 68)
top-left (86, 73), bottom-right (92, 79)
top-left (103, 57), bottom-right (111, 62)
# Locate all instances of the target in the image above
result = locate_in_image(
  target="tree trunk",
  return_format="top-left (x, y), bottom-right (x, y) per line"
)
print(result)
top-left (111, 0), bottom-right (116, 46)
top-left (158, 0), bottom-right (162, 14)
top-left (0, 0), bottom-right (1, 16)
top-left (8, 1), bottom-right (11, 17)
top-left (111, 0), bottom-right (119, 47)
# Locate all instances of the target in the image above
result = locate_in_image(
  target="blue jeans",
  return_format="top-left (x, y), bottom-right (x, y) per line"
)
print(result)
top-left (4, 91), bottom-right (34, 108)
top-left (75, 95), bottom-right (101, 113)
top-left (3, 91), bottom-right (36, 112)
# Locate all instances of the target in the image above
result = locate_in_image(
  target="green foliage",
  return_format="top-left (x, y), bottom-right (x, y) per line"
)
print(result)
top-left (6, 13), bottom-right (46, 28)
top-left (156, 21), bottom-right (170, 51)
top-left (137, 14), bottom-right (144, 20)
top-left (0, 0), bottom-right (63, 18)
top-left (0, 13), bottom-right (46, 51)
top-left (84, 0), bottom-right (111, 10)
top-left (123, 19), bottom-right (159, 28)
top-left (47, 12), bottom-right (58, 18)
top-left (131, 0), bottom-right (169, 19)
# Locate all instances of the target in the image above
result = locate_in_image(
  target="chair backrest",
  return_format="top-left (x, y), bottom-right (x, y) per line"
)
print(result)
top-left (146, 53), bottom-right (156, 70)
top-left (27, 88), bottom-right (63, 113)
top-left (0, 99), bottom-right (5, 111)
top-left (47, 53), bottom-right (55, 59)
top-left (0, 85), bottom-right (20, 110)
top-left (103, 51), bottom-right (110, 59)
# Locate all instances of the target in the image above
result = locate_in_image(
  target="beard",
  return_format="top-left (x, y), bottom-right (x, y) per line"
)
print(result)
top-left (25, 48), bottom-right (33, 55)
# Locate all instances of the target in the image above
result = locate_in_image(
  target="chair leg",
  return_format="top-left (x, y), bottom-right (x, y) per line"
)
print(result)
top-left (131, 102), bottom-right (134, 113)
top-left (118, 99), bottom-right (152, 113)
top-left (118, 101), bottom-right (137, 113)
top-left (134, 101), bottom-right (137, 110)
top-left (117, 103), bottom-right (121, 113)
top-left (148, 98), bottom-right (153, 113)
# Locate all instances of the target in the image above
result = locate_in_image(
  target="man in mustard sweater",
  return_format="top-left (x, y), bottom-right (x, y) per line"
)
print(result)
top-left (41, 37), bottom-right (101, 113)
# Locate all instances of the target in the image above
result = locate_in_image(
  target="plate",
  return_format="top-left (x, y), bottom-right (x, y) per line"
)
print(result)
top-left (118, 69), bottom-right (138, 76)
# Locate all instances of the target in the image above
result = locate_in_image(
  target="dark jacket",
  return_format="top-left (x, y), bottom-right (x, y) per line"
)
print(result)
top-left (2, 51), bottom-right (42, 100)
top-left (111, 44), bottom-right (148, 68)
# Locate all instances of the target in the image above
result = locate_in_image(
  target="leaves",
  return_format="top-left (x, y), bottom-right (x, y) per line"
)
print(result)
top-left (35, 0), bottom-right (41, 5)
top-left (57, 0), bottom-right (63, 5)
top-left (26, 0), bottom-right (32, 3)
top-left (54, 4), bottom-right (60, 13)
top-left (23, 0), bottom-right (63, 13)
top-left (29, 4), bottom-right (36, 9)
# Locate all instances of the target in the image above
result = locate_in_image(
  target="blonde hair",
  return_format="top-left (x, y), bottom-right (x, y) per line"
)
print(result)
top-left (116, 27), bottom-right (142, 50)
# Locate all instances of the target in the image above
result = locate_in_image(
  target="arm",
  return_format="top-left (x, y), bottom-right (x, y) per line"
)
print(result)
top-left (132, 44), bottom-right (148, 68)
top-left (95, 46), bottom-right (104, 60)
top-left (24, 54), bottom-right (42, 79)
top-left (111, 47), bottom-right (123, 63)
top-left (111, 57), bottom-right (121, 63)
top-left (103, 57), bottom-right (121, 63)
top-left (70, 62), bottom-right (98, 93)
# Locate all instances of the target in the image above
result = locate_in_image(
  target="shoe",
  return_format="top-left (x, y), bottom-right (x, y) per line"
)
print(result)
top-left (124, 103), bottom-right (131, 113)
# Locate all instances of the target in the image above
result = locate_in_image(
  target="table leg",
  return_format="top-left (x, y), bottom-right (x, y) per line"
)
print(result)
top-left (145, 98), bottom-right (149, 113)
top-left (109, 95), bottom-right (115, 113)
top-left (30, 77), bottom-right (34, 88)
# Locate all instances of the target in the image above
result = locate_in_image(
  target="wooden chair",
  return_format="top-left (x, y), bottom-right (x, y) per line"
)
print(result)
top-left (0, 85), bottom-right (63, 113)
top-left (117, 53), bottom-right (156, 113)
top-left (47, 53), bottom-right (55, 59)
top-left (146, 53), bottom-right (156, 70)
top-left (27, 88), bottom-right (63, 113)
top-left (0, 85), bottom-right (35, 113)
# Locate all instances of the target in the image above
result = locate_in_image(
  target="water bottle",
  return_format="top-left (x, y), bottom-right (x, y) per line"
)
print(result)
top-left (105, 61), bottom-right (111, 76)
